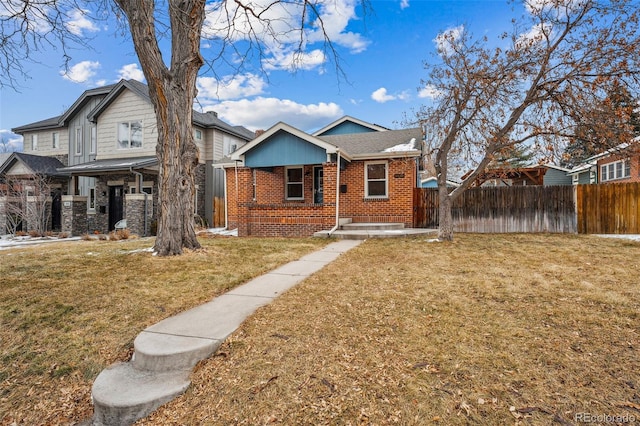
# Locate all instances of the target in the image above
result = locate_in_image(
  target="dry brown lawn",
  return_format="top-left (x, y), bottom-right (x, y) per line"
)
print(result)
top-left (0, 235), bottom-right (329, 425)
top-left (138, 234), bottom-right (640, 425)
top-left (2, 234), bottom-right (639, 425)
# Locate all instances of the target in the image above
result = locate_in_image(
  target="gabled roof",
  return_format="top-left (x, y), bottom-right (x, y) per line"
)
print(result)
top-left (86, 80), bottom-right (254, 141)
top-left (312, 116), bottom-right (389, 136)
top-left (11, 84), bottom-right (116, 134)
top-left (87, 79), bottom-right (151, 123)
top-left (318, 127), bottom-right (423, 158)
top-left (193, 111), bottom-right (255, 141)
top-left (0, 152), bottom-right (68, 177)
top-left (231, 122), bottom-right (338, 161)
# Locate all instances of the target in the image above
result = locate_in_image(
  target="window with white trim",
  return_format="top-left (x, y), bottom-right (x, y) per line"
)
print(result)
top-left (223, 135), bottom-right (238, 157)
top-left (600, 159), bottom-right (630, 182)
top-left (118, 121), bottom-right (142, 149)
top-left (194, 129), bottom-right (202, 141)
top-left (75, 128), bottom-right (82, 155)
top-left (31, 134), bottom-right (38, 151)
top-left (52, 132), bottom-right (59, 149)
top-left (365, 161), bottom-right (388, 198)
top-left (88, 187), bottom-right (96, 211)
top-left (285, 167), bottom-right (304, 200)
top-left (90, 126), bottom-right (97, 154)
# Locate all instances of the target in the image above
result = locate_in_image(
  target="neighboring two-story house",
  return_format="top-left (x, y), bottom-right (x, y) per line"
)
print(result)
top-left (3, 79), bottom-right (253, 236)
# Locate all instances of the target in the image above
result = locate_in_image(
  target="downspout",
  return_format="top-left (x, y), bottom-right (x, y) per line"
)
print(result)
top-left (328, 149), bottom-right (341, 236)
top-left (130, 167), bottom-right (148, 237)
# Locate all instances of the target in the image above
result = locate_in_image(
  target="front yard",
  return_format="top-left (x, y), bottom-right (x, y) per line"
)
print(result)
top-left (2, 234), bottom-right (639, 424)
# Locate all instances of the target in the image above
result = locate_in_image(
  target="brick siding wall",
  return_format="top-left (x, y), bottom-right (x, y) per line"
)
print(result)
top-left (226, 158), bottom-right (417, 237)
top-left (597, 150), bottom-right (640, 183)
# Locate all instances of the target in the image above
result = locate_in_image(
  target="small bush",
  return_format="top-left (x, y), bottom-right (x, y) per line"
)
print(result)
top-left (28, 230), bottom-right (42, 238)
top-left (108, 229), bottom-right (131, 241)
top-left (15, 231), bottom-right (27, 237)
top-left (81, 234), bottom-right (93, 241)
top-left (44, 231), bottom-right (54, 237)
top-left (58, 232), bottom-right (69, 239)
top-left (98, 234), bottom-right (108, 241)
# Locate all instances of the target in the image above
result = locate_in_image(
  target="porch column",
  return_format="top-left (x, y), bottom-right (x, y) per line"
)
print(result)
top-left (124, 193), bottom-right (151, 237)
top-left (0, 196), bottom-right (6, 234)
top-left (61, 195), bottom-right (88, 236)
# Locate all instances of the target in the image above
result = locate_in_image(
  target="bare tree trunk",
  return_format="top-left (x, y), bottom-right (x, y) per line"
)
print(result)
top-left (437, 187), bottom-right (454, 241)
top-left (115, 0), bottom-right (205, 255)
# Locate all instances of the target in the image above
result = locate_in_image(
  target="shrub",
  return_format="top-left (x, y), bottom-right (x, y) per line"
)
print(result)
top-left (81, 234), bottom-right (93, 241)
top-left (28, 230), bottom-right (42, 238)
top-left (58, 232), bottom-right (69, 239)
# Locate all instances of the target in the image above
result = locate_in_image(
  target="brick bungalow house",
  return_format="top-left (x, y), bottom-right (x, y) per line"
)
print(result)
top-left (219, 116), bottom-right (424, 237)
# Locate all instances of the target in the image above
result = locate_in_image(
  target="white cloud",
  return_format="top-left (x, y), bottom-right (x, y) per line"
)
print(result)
top-left (197, 73), bottom-right (267, 100)
top-left (65, 9), bottom-right (99, 36)
top-left (118, 63), bottom-right (145, 82)
top-left (371, 87), bottom-right (409, 103)
top-left (210, 97), bottom-right (343, 131)
top-left (434, 25), bottom-right (464, 56)
top-left (418, 84), bottom-right (442, 99)
top-left (0, 129), bottom-right (23, 152)
top-left (263, 49), bottom-right (327, 72)
top-left (400, 0), bottom-right (410, 10)
top-left (202, 0), bottom-right (368, 72)
top-left (60, 60), bottom-right (100, 83)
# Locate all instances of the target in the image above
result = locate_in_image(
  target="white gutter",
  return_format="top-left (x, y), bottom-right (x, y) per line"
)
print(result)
top-left (328, 149), bottom-right (341, 236)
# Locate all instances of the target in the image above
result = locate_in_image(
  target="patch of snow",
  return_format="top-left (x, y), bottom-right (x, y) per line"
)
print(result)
top-left (383, 138), bottom-right (418, 153)
top-left (425, 238), bottom-right (441, 243)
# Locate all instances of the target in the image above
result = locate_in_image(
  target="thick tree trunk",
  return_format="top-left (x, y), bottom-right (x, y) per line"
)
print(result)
top-left (116, 0), bottom-right (205, 255)
top-left (437, 190), bottom-right (454, 241)
top-left (153, 82), bottom-right (202, 255)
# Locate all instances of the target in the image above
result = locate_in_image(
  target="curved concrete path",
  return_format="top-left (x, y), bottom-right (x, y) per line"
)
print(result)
top-left (90, 239), bottom-right (362, 425)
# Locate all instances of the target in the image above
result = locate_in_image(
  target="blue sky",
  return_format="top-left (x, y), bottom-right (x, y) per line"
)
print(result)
top-left (0, 0), bottom-right (522, 151)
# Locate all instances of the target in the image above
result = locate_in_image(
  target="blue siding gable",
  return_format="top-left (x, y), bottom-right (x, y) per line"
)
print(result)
top-left (244, 130), bottom-right (328, 167)
top-left (316, 121), bottom-right (378, 136)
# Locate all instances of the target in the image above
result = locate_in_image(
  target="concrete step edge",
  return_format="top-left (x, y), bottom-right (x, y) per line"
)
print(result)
top-left (132, 331), bottom-right (222, 372)
top-left (91, 362), bottom-right (190, 426)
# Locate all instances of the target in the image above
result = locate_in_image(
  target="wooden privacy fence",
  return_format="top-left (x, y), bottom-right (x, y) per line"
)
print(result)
top-left (414, 186), bottom-right (577, 233)
top-left (576, 182), bottom-right (640, 234)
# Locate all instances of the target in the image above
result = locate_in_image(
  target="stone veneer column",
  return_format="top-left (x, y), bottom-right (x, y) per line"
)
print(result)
top-left (61, 195), bottom-right (88, 236)
top-left (0, 196), bottom-right (6, 234)
top-left (124, 193), bottom-right (151, 237)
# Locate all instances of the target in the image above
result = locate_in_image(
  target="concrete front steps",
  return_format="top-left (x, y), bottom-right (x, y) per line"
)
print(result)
top-left (89, 240), bottom-right (363, 425)
top-left (314, 221), bottom-right (437, 240)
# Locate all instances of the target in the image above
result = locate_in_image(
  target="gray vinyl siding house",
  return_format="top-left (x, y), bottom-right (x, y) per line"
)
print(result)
top-left (5, 79), bottom-right (253, 236)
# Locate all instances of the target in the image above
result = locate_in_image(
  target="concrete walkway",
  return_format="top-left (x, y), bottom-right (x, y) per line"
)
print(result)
top-left (90, 239), bottom-right (363, 425)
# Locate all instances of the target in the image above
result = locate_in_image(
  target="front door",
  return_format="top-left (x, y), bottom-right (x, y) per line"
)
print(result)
top-left (313, 166), bottom-right (324, 204)
top-left (108, 186), bottom-right (124, 231)
top-left (51, 189), bottom-right (62, 232)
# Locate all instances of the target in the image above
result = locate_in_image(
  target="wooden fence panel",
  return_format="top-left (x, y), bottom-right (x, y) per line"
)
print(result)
top-left (414, 186), bottom-right (577, 233)
top-left (576, 182), bottom-right (640, 234)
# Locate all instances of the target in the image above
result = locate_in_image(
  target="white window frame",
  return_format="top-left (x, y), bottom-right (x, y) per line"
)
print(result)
top-left (117, 120), bottom-right (143, 149)
top-left (31, 134), bottom-right (38, 151)
top-left (90, 125), bottom-right (97, 154)
top-left (75, 128), bottom-right (82, 155)
top-left (285, 166), bottom-right (304, 200)
top-left (52, 132), bottom-right (59, 149)
top-left (365, 161), bottom-right (388, 198)
top-left (88, 187), bottom-right (96, 211)
top-left (600, 159), bottom-right (630, 182)
top-left (223, 135), bottom-right (238, 157)
top-left (194, 129), bottom-right (203, 141)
